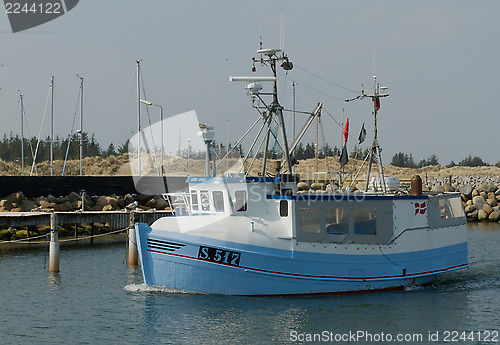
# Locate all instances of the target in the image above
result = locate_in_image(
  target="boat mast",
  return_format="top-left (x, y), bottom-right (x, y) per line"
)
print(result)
top-left (20, 93), bottom-right (24, 176)
top-left (136, 61), bottom-right (141, 176)
top-left (50, 76), bottom-right (54, 176)
top-left (78, 75), bottom-right (84, 176)
top-left (363, 75), bottom-right (389, 193)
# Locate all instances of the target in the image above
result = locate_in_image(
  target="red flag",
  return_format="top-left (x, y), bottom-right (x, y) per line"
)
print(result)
top-left (343, 118), bottom-right (349, 144)
top-left (375, 97), bottom-right (380, 111)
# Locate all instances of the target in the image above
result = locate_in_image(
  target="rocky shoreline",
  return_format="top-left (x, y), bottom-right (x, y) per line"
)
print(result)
top-left (421, 175), bottom-right (500, 222)
top-left (0, 191), bottom-right (169, 241)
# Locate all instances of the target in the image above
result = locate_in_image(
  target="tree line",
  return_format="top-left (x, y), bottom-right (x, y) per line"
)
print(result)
top-left (390, 152), bottom-right (498, 168)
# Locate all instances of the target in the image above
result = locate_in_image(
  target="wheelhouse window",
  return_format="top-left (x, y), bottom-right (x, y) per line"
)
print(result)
top-left (297, 208), bottom-right (320, 234)
top-left (213, 191), bottom-right (225, 212)
top-left (235, 190), bottom-right (247, 212)
top-left (325, 208), bottom-right (349, 235)
top-left (279, 200), bottom-right (288, 217)
top-left (200, 190), bottom-right (210, 211)
top-left (353, 208), bottom-right (376, 235)
top-left (191, 190), bottom-right (198, 211)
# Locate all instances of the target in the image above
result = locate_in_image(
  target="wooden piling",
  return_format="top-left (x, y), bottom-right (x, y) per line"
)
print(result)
top-left (49, 212), bottom-right (60, 272)
top-left (128, 212), bottom-right (138, 266)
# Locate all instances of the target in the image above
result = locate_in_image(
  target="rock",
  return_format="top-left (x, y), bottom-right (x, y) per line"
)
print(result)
top-left (477, 210), bottom-right (488, 221)
top-left (311, 183), bottom-right (325, 191)
top-left (102, 205), bottom-right (114, 211)
top-left (138, 205), bottom-right (152, 211)
top-left (464, 205), bottom-right (476, 213)
top-left (431, 185), bottom-right (444, 192)
top-left (467, 210), bottom-right (479, 218)
top-left (471, 189), bottom-right (479, 197)
top-left (0, 229), bottom-right (13, 241)
top-left (487, 198), bottom-right (497, 207)
top-left (34, 196), bottom-right (48, 206)
top-left (489, 211), bottom-right (500, 222)
top-left (39, 200), bottom-right (56, 209)
top-left (54, 202), bottom-right (72, 212)
top-left (479, 191), bottom-right (488, 199)
top-left (478, 182), bottom-right (497, 193)
top-left (459, 184), bottom-right (473, 198)
top-left (443, 183), bottom-right (454, 192)
top-left (46, 194), bottom-right (56, 203)
top-left (145, 199), bottom-right (157, 208)
top-left (496, 195), bottom-right (500, 202)
top-left (0, 207), bottom-right (7, 212)
top-left (297, 182), bottom-right (310, 191)
top-left (11, 207), bottom-right (22, 212)
top-left (472, 196), bottom-right (487, 210)
top-left (6, 192), bottom-right (25, 204)
top-left (136, 194), bottom-right (152, 205)
top-left (124, 194), bottom-right (135, 203)
top-left (153, 196), bottom-right (169, 209)
top-left (19, 200), bottom-right (36, 212)
top-left (56, 196), bottom-right (69, 204)
top-left (117, 197), bottom-right (126, 209)
top-left (0, 199), bottom-right (13, 211)
top-left (67, 191), bottom-right (80, 202)
top-left (483, 204), bottom-right (493, 215)
top-left (91, 205), bottom-right (102, 211)
top-left (493, 206), bottom-right (500, 213)
top-left (496, 189), bottom-right (500, 196)
top-left (466, 200), bottom-right (473, 206)
top-left (14, 230), bottom-right (28, 239)
top-left (96, 196), bottom-right (108, 207)
top-left (70, 201), bottom-right (79, 210)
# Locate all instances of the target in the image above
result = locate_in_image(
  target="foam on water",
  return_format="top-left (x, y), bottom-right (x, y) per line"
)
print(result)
top-left (123, 283), bottom-right (204, 294)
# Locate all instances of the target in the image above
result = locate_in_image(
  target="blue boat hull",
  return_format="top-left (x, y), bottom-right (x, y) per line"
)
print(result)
top-left (135, 223), bottom-right (468, 296)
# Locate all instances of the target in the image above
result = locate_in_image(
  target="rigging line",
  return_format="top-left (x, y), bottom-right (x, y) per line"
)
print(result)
top-left (215, 115), bottom-right (263, 169)
top-left (139, 67), bottom-right (160, 176)
top-left (322, 107), bottom-right (356, 142)
top-left (62, 88), bottom-right (81, 175)
top-left (31, 85), bottom-right (51, 176)
top-left (277, 73), bottom-right (345, 102)
top-left (294, 65), bottom-right (359, 94)
top-left (21, 102), bottom-right (38, 174)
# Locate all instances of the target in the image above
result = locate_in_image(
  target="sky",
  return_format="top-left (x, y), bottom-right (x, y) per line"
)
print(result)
top-left (1, 0), bottom-right (499, 165)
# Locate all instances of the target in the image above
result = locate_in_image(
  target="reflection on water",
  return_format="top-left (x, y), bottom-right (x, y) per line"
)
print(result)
top-left (1, 225), bottom-right (499, 345)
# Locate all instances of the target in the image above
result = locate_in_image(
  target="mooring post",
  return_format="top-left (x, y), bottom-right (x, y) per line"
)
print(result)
top-left (128, 211), bottom-right (138, 266)
top-left (49, 212), bottom-right (60, 273)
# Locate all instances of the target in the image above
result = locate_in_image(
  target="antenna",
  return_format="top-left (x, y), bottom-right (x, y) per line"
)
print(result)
top-left (280, 12), bottom-right (285, 51)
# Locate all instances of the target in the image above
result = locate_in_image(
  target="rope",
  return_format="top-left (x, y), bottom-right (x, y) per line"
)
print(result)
top-left (0, 232), bottom-right (48, 244)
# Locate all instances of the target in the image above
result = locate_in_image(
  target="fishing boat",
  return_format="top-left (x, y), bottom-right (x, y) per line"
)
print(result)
top-left (134, 45), bottom-right (468, 296)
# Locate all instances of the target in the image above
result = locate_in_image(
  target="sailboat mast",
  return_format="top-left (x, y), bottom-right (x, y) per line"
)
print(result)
top-left (79, 76), bottom-right (84, 176)
top-left (50, 76), bottom-right (54, 176)
top-left (20, 94), bottom-right (24, 176)
top-left (137, 61), bottom-right (141, 176)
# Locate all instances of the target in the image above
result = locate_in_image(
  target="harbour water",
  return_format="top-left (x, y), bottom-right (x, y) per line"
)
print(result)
top-left (1, 223), bottom-right (499, 345)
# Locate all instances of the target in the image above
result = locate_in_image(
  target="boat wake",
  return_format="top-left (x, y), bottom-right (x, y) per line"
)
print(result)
top-left (123, 283), bottom-right (203, 294)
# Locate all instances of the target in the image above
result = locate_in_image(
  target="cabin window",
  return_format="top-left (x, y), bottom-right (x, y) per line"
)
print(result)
top-left (191, 190), bottom-right (198, 211)
top-left (439, 197), bottom-right (464, 219)
top-left (325, 208), bottom-right (349, 234)
top-left (297, 208), bottom-right (320, 234)
top-left (235, 190), bottom-right (247, 212)
top-left (213, 191), bottom-right (225, 212)
top-left (353, 208), bottom-right (377, 235)
top-left (200, 190), bottom-right (210, 211)
top-left (279, 200), bottom-right (288, 217)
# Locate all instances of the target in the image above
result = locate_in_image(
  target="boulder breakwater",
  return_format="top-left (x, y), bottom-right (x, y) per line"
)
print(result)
top-left (421, 175), bottom-right (500, 222)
